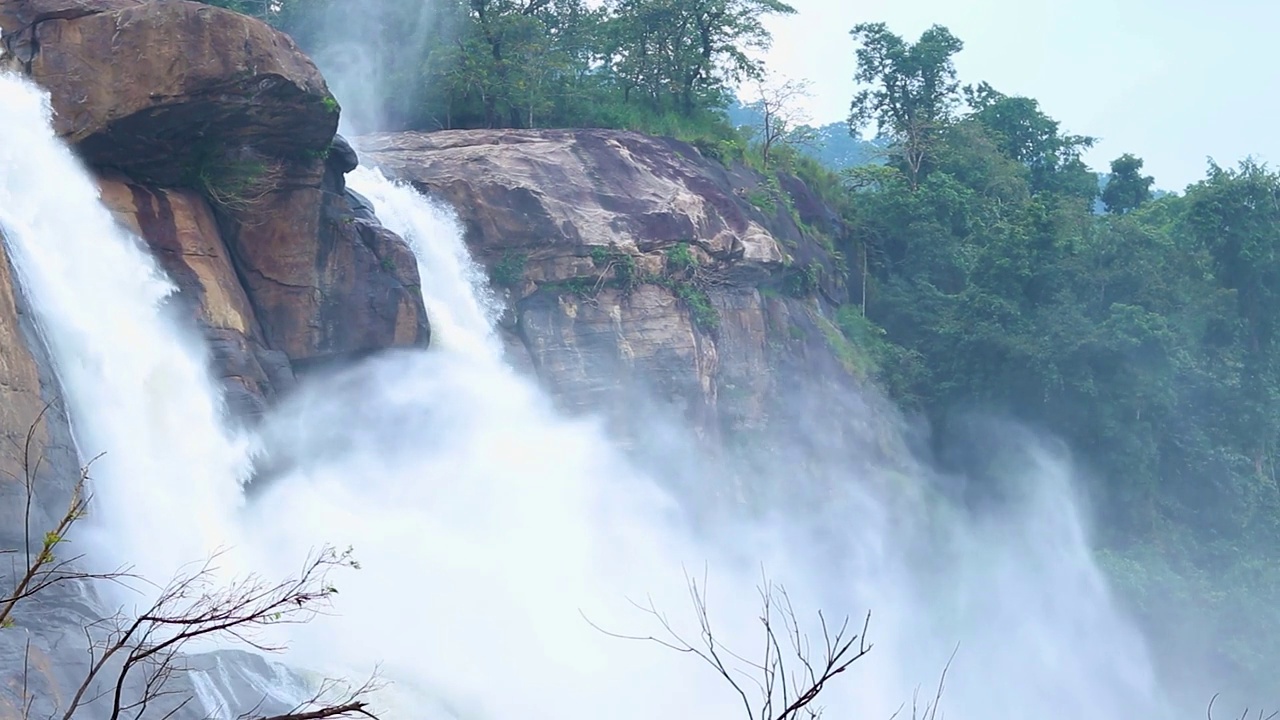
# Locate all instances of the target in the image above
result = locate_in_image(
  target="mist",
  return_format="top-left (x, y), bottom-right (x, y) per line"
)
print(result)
top-left (284, 0), bottom-right (451, 137)
top-left (0, 4), bottom-right (1229, 719)
top-left (227, 168), bottom-right (1170, 719)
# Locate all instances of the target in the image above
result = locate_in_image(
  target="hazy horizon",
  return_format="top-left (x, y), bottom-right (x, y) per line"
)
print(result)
top-left (759, 0), bottom-right (1279, 192)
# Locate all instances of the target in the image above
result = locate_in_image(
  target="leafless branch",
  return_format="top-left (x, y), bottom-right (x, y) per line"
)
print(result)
top-left (1209, 693), bottom-right (1278, 720)
top-left (255, 673), bottom-right (384, 720)
top-left (747, 74), bottom-right (818, 170)
top-left (583, 564), bottom-right (871, 720)
top-left (2, 402), bottom-right (132, 630)
top-left (2, 406), bottom-right (382, 720)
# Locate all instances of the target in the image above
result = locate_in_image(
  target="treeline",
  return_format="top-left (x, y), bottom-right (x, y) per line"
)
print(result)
top-left (205, 0), bottom-right (798, 140)
top-left (836, 23), bottom-right (1280, 703)
top-left (203, 0), bottom-right (1278, 705)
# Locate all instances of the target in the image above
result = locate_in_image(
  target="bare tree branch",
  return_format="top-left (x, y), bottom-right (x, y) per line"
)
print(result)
top-left (583, 565), bottom-right (871, 720)
top-left (1209, 692), bottom-right (1278, 720)
top-left (747, 74), bottom-right (818, 170)
top-left (1, 406), bottom-right (383, 720)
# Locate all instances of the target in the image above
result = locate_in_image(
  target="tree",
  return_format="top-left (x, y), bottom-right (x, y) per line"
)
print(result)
top-left (606, 0), bottom-right (797, 114)
top-left (848, 23), bottom-right (964, 189)
top-left (1101, 153), bottom-right (1155, 215)
top-left (1, 405), bottom-right (381, 720)
top-left (963, 82), bottom-right (1097, 199)
top-left (1183, 159), bottom-right (1280, 476)
top-left (433, 0), bottom-right (596, 128)
top-left (747, 74), bottom-right (816, 169)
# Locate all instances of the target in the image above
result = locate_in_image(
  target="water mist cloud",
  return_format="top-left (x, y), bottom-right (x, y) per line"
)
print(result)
top-left (233, 172), bottom-right (1170, 720)
top-left (0, 66), bottom-right (1178, 720)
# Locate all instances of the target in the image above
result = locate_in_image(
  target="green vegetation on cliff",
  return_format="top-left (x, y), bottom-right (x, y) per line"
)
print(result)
top-left (203, 0), bottom-right (1280, 703)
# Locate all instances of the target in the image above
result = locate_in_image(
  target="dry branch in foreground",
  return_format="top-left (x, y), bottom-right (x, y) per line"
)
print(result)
top-left (1208, 693), bottom-right (1278, 720)
top-left (1, 404), bottom-right (383, 720)
top-left (584, 566), bottom-right (871, 720)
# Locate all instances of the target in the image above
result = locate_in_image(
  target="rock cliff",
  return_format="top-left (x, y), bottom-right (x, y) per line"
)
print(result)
top-left (360, 129), bottom-right (866, 446)
top-left (1, 0), bottom-right (430, 421)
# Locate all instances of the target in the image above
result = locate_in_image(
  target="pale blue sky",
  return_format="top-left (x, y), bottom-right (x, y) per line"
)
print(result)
top-left (760, 0), bottom-right (1280, 191)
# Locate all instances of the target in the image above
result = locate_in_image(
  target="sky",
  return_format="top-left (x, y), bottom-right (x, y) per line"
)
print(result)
top-left (758, 0), bottom-right (1280, 191)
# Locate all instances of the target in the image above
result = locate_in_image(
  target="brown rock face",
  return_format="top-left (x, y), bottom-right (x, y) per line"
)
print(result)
top-left (361, 128), bottom-right (854, 441)
top-left (0, 0), bottom-right (431, 414)
top-left (0, 242), bottom-right (63, 499)
top-left (94, 151), bottom-right (431, 413)
top-left (217, 151), bottom-right (430, 370)
top-left (96, 175), bottom-right (295, 420)
top-left (0, 0), bottom-right (338, 185)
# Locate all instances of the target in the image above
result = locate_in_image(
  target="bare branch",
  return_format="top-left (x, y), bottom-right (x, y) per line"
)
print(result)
top-left (747, 73), bottom-right (817, 169)
top-left (2, 406), bottom-right (382, 720)
top-left (585, 566), bottom-right (871, 720)
top-left (1209, 693), bottom-right (1278, 720)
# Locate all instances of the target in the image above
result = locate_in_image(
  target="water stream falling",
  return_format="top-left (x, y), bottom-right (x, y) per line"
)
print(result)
top-left (0, 73), bottom-right (251, 589)
top-left (0, 70), bottom-right (1174, 720)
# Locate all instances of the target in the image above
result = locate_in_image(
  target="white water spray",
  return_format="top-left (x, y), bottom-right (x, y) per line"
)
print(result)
top-left (0, 68), bottom-right (1171, 720)
top-left (242, 169), bottom-right (1169, 719)
top-left (0, 73), bottom-right (249, 590)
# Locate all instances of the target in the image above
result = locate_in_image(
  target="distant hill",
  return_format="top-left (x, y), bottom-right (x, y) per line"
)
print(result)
top-left (725, 99), bottom-right (884, 171)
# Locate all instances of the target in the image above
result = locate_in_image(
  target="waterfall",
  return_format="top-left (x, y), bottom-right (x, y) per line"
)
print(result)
top-left (346, 166), bottom-right (502, 359)
top-left (0, 68), bottom-right (1170, 720)
top-left (241, 169), bottom-right (1169, 719)
top-left (0, 73), bottom-right (250, 588)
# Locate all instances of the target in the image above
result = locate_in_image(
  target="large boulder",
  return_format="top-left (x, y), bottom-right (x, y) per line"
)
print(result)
top-left (0, 0), bottom-right (339, 185)
top-left (0, 0), bottom-right (431, 406)
top-left (360, 128), bottom-right (854, 441)
top-left (216, 147), bottom-right (431, 370)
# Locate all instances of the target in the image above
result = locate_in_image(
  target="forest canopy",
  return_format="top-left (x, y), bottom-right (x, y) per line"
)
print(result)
top-left (203, 0), bottom-right (1280, 706)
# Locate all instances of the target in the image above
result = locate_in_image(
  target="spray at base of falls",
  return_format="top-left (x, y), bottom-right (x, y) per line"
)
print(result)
top-left (0, 69), bottom-right (1169, 720)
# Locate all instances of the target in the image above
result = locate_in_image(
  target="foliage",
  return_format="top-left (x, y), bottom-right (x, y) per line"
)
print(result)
top-left (491, 251), bottom-right (528, 288)
top-left (1102, 152), bottom-right (1155, 214)
top-left (847, 23), bottom-right (964, 188)
top-left (181, 143), bottom-right (283, 216)
top-left (676, 282), bottom-right (719, 331)
top-left (839, 22), bottom-right (1280, 701)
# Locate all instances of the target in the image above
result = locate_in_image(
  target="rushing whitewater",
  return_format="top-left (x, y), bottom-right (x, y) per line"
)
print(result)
top-left (1, 70), bottom-right (1170, 720)
top-left (0, 73), bottom-right (251, 588)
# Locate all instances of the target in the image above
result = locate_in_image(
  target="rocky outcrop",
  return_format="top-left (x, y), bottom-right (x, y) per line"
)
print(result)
top-left (218, 139), bottom-right (429, 371)
top-left (0, 233), bottom-right (104, 720)
top-left (95, 175), bottom-right (295, 419)
top-left (361, 128), bottom-right (860, 442)
top-left (0, 239), bottom-right (79, 547)
top-left (0, 0), bottom-right (431, 417)
top-left (0, 0), bottom-right (337, 185)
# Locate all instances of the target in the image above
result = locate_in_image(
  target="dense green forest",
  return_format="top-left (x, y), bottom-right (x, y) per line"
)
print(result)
top-left (206, 0), bottom-right (1280, 705)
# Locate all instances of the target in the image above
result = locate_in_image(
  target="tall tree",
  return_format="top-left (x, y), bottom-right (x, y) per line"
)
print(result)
top-left (964, 82), bottom-right (1097, 200)
top-left (847, 23), bottom-right (964, 189)
top-left (1101, 153), bottom-right (1155, 215)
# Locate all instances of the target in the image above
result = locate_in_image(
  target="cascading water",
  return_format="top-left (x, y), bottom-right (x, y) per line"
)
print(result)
top-left (345, 166), bottom-right (501, 357)
top-left (0, 73), bottom-right (250, 588)
top-left (0, 68), bottom-right (1172, 720)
